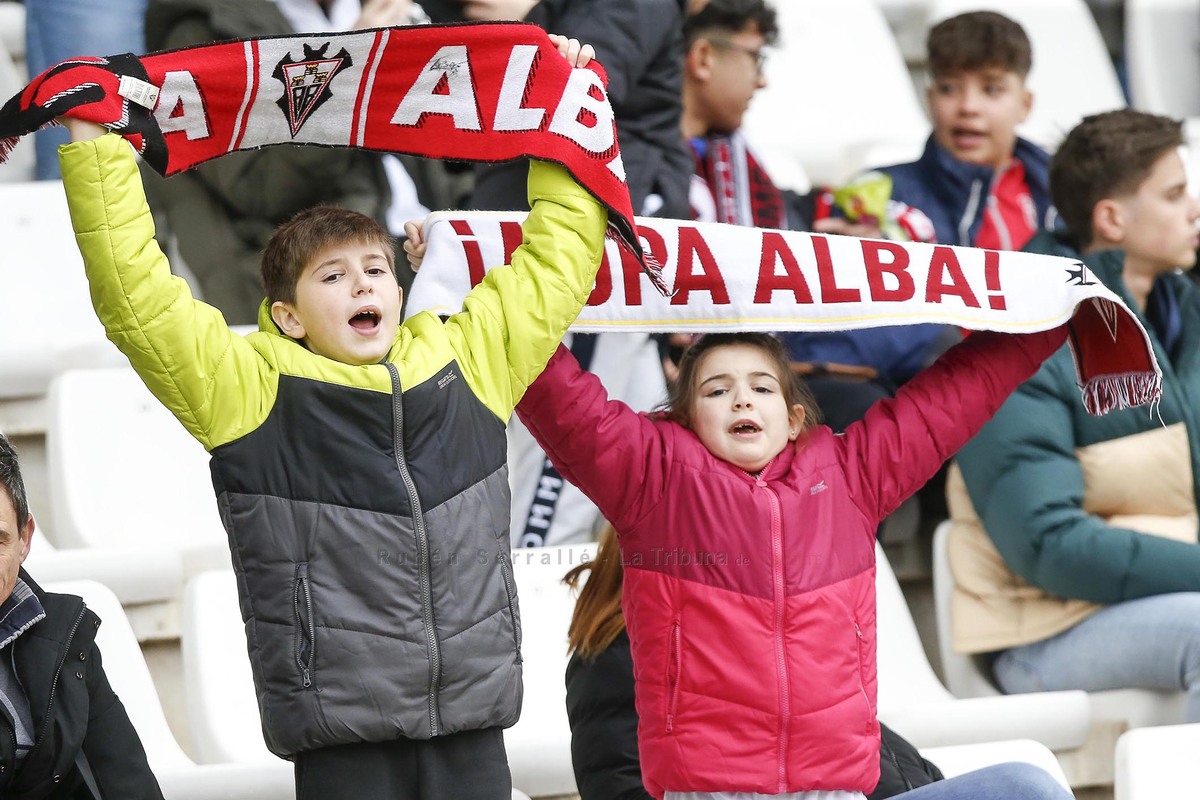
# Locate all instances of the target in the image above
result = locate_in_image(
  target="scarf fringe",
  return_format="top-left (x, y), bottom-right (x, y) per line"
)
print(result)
top-left (1081, 371), bottom-right (1163, 415)
top-left (0, 136), bottom-right (17, 165)
top-left (606, 225), bottom-right (673, 298)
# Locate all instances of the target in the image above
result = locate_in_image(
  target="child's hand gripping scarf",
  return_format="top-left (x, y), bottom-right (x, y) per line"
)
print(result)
top-left (0, 22), bottom-right (666, 292)
top-left (410, 212), bottom-right (1163, 416)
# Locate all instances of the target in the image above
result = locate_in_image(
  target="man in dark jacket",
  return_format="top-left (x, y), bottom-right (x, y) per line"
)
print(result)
top-left (0, 432), bottom-right (163, 799)
top-left (433, 0), bottom-right (693, 218)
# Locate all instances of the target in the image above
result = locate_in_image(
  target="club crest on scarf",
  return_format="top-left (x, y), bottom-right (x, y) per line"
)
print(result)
top-left (273, 43), bottom-right (353, 137)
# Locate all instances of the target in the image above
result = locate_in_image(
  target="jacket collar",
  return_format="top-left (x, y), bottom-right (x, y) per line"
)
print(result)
top-left (0, 577), bottom-right (46, 651)
top-left (917, 134), bottom-right (1058, 230)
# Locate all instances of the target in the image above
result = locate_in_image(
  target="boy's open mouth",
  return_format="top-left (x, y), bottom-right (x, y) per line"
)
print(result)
top-left (349, 309), bottom-right (381, 330)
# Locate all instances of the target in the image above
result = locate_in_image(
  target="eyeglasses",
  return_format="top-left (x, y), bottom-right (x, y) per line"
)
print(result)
top-left (705, 38), bottom-right (768, 73)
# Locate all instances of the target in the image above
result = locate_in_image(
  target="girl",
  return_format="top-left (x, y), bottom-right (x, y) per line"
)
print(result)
top-left (564, 524), bottom-right (1071, 800)
top-left (516, 327), bottom-right (1069, 800)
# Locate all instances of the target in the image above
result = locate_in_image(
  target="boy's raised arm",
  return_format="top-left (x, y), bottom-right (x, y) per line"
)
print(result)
top-left (58, 122), bottom-right (266, 450)
top-left (441, 37), bottom-right (610, 421)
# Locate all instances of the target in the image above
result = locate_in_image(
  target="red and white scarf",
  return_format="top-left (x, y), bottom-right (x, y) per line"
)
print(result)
top-left (410, 212), bottom-right (1163, 416)
top-left (0, 22), bottom-right (662, 287)
top-left (0, 25), bottom-right (1163, 414)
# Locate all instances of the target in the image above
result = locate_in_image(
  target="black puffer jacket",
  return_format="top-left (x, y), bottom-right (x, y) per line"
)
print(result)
top-left (565, 630), bottom-right (942, 800)
top-left (463, 0), bottom-right (693, 218)
top-left (0, 570), bottom-right (163, 800)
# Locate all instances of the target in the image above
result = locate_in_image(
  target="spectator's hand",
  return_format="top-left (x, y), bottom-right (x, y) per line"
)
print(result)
top-left (57, 117), bottom-right (106, 142)
top-left (456, 0), bottom-right (538, 21)
top-left (548, 34), bottom-right (594, 68)
top-left (403, 219), bottom-right (427, 272)
top-left (355, 0), bottom-right (418, 28)
top-left (812, 217), bottom-right (885, 240)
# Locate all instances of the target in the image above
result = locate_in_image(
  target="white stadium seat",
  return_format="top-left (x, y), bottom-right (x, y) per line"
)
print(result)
top-left (46, 368), bottom-right (232, 576)
top-left (875, 542), bottom-right (1093, 752)
top-left (1114, 723), bottom-right (1200, 799)
top-left (0, 182), bottom-right (127, 397)
top-left (42, 578), bottom-right (295, 800)
top-left (1125, 0), bottom-right (1200, 123)
top-left (932, 514), bottom-right (1188, 730)
top-left (741, 0), bottom-right (929, 189)
top-left (923, 738), bottom-right (1072, 790)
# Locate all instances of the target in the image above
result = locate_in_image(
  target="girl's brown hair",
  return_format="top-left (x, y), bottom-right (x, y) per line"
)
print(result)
top-left (663, 332), bottom-right (822, 430)
top-left (564, 524), bottom-right (626, 660)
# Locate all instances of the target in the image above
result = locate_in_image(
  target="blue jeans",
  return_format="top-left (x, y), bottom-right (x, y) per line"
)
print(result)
top-left (994, 592), bottom-right (1200, 722)
top-left (664, 763), bottom-right (1069, 800)
top-left (24, 0), bottom-right (146, 179)
top-left (896, 763), bottom-right (1071, 800)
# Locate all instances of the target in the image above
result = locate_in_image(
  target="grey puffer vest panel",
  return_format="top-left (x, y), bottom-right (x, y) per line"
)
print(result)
top-left (210, 364), bottom-right (521, 757)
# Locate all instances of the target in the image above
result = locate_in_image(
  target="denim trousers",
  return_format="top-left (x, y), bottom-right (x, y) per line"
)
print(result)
top-left (994, 591), bottom-right (1200, 722)
top-left (24, 0), bottom-right (147, 179)
top-left (665, 762), bottom-right (1070, 800)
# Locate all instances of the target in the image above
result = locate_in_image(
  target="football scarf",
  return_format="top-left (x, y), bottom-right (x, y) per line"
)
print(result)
top-left (0, 22), bottom-right (664, 288)
top-left (409, 211), bottom-right (1163, 416)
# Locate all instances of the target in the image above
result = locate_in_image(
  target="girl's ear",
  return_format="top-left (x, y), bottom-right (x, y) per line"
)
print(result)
top-left (788, 404), bottom-right (807, 440)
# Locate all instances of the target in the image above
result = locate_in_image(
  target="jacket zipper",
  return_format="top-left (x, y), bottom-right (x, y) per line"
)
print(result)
top-left (666, 620), bottom-right (682, 732)
top-left (293, 564), bottom-right (315, 687)
top-left (387, 362), bottom-right (441, 736)
top-left (854, 619), bottom-right (872, 721)
top-left (754, 461), bottom-right (789, 792)
top-left (2, 646), bottom-right (20, 775)
top-left (497, 549), bottom-right (522, 659)
top-left (958, 178), bottom-right (984, 246)
top-left (23, 608), bottom-right (87, 766)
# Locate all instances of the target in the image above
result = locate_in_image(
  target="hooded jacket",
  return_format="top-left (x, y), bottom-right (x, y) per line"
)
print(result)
top-left (518, 326), bottom-right (1064, 795)
top-left (60, 134), bottom-right (605, 757)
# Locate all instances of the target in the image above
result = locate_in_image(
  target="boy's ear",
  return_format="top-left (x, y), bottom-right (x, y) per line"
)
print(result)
top-left (1092, 197), bottom-right (1127, 246)
top-left (1018, 87), bottom-right (1034, 122)
top-left (271, 300), bottom-right (307, 341)
top-left (686, 39), bottom-right (714, 81)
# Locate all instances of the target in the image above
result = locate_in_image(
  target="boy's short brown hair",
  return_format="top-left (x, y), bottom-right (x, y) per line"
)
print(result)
top-left (1050, 109), bottom-right (1184, 250)
top-left (261, 206), bottom-right (396, 305)
top-left (927, 11), bottom-right (1032, 79)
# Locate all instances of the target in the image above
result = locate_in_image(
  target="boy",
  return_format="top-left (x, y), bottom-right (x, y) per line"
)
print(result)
top-left (56, 37), bottom-right (603, 800)
top-left (0, 433), bottom-right (163, 798)
top-left (877, 10), bottom-right (1057, 249)
top-left (789, 11), bottom-right (1051, 422)
top-left (951, 109), bottom-right (1200, 712)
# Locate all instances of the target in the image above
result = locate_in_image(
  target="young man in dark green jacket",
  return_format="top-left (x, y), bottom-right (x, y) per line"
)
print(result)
top-left (949, 109), bottom-right (1200, 720)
